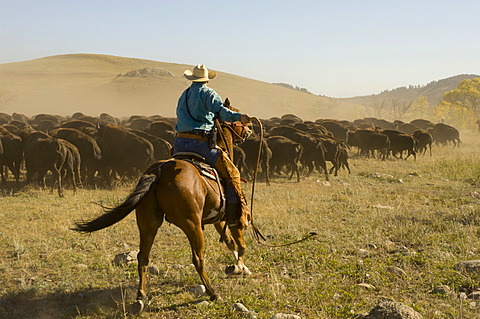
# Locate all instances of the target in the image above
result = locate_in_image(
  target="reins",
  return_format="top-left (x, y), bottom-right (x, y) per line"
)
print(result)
top-left (216, 117), bottom-right (316, 247)
top-left (247, 117), bottom-right (317, 247)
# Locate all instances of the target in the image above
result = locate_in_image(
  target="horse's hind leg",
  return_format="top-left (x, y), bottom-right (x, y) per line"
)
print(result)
top-left (131, 190), bottom-right (164, 314)
top-left (183, 222), bottom-right (220, 301)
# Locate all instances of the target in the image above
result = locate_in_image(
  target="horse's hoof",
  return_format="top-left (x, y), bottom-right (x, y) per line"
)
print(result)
top-left (242, 265), bottom-right (252, 276)
top-left (225, 265), bottom-right (239, 275)
top-left (130, 299), bottom-right (144, 315)
top-left (225, 264), bottom-right (252, 276)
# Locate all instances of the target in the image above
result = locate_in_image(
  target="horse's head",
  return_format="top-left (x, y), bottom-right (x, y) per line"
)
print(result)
top-left (223, 98), bottom-right (252, 144)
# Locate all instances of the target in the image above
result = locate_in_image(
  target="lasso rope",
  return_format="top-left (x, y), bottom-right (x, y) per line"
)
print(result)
top-left (248, 117), bottom-right (317, 247)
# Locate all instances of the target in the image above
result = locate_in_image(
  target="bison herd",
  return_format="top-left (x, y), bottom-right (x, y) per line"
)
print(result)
top-left (0, 111), bottom-right (461, 196)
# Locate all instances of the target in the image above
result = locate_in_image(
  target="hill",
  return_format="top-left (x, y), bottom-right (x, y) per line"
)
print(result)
top-left (0, 54), bottom-right (363, 121)
top-left (339, 74), bottom-right (480, 113)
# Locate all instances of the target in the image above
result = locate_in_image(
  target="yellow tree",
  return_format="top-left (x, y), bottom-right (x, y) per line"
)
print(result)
top-left (442, 78), bottom-right (480, 115)
top-left (436, 78), bottom-right (480, 128)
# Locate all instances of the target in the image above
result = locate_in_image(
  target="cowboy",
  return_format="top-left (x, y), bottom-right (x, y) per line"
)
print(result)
top-left (173, 64), bottom-right (251, 229)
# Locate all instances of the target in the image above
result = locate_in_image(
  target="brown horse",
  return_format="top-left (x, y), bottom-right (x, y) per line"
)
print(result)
top-left (73, 99), bottom-right (251, 314)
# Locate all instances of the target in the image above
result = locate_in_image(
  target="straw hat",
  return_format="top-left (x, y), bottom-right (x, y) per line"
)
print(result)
top-left (184, 64), bottom-right (217, 82)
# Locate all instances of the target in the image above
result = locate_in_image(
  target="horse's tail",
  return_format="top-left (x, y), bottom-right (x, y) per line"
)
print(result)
top-left (72, 174), bottom-right (157, 233)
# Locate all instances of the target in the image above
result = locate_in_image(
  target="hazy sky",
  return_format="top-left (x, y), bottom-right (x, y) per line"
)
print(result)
top-left (1, 0), bottom-right (479, 97)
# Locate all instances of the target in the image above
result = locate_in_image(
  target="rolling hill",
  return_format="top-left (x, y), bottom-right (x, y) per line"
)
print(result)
top-left (340, 74), bottom-right (480, 110)
top-left (0, 54), bottom-right (362, 121)
top-left (0, 54), bottom-right (476, 121)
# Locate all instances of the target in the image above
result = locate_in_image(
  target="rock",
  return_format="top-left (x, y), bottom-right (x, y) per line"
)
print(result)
top-left (172, 264), bottom-right (185, 270)
top-left (468, 291), bottom-right (480, 299)
top-left (455, 260), bottom-right (480, 274)
top-left (270, 314), bottom-right (301, 319)
top-left (358, 283), bottom-right (377, 290)
top-left (361, 298), bottom-right (423, 318)
top-left (189, 285), bottom-right (206, 296)
top-left (148, 265), bottom-right (160, 275)
top-left (113, 250), bottom-right (138, 266)
top-left (358, 249), bottom-right (370, 257)
top-left (459, 292), bottom-right (468, 300)
top-left (430, 285), bottom-right (452, 295)
top-left (371, 173), bottom-right (394, 179)
top-left (233, 302), bottom-right (249, 312)
top-left (316, 180), bottom-right (331, 186)
top-left (470, 191), bottom-right (480, 199)
top-left (195, 300), bottom-right (210, 307)
top-left (387, 266), bottom-right (407, 276)
top-left (75, 264), bottom-right (88, 271)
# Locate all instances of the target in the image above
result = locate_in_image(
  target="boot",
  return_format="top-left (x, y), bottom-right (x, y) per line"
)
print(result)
top-left (238, 193), bottom-right (251, 229)
top-left (225, 195), bottom-right (251, 230)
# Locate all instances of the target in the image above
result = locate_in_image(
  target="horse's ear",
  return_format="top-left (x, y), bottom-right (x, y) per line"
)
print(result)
top-left (224, 98), bottom-right (230, 107)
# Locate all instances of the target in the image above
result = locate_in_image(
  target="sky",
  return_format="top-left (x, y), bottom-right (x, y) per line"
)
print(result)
top-left (1, 0), bottom-right (479, 98)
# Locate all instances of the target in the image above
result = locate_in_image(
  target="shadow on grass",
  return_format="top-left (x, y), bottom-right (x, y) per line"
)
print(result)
top-left (0, 283), bottom-right (211, 318)
top-left (0, 286), bottom-right (133, 319)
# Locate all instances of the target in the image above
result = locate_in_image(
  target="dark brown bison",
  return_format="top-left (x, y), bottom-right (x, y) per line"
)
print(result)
top-left (50, 128), bottom-right (102, 187)
top-left (314, 135), bottom-right (350, 176)
top-left (239, 136), bottom-right (272, 185)
top-left (19, 128), bottom-right (71, 196)
top-left (148, 121), bottom-right (175, 145)
top-left (429, 123), bottom-right (461, 148)
top-left (96, 124), bottom-right (154, 184)
top-left (128, 128), bottom-right (172, 161)
top-left (268, 126), bottom-right (328, 180)
top-left (348, 129), bottom-right (389, 160)
top-left (267, 135), bottom-right (303, 182)
top-left (410, 119), bottom-right (435, 131)
top-left (0, 127), bottom-right (24, 188)
top-left (413, 129), bottom-right (433, 156)
top-left (395, 123), bottom-right (420, 135)
top-left (233, 145), bottom-right (248, 176)
top-left (128, 118), bottom-right (152, 131)
top-left (381, 130), bottom-right (417, 160)
top-left (315, 120), bottom-right (349, 141)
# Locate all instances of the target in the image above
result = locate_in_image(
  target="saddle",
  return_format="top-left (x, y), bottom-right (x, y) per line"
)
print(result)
top-left (173, 152), bottom-right (218, 181)
top-left (172, 152), bottom-right (226, 224)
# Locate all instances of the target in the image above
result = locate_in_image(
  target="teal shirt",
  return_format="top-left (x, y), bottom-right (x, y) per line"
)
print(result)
top-left (175, 82), bottom-right (241, 132)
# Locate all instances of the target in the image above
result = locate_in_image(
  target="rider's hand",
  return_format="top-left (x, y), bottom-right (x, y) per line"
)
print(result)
top-left (240, 114), bottom-right (251, 125)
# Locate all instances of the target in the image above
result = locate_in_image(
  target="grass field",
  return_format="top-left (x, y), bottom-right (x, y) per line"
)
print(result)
top-left (1, 131), bottom-right (479, 319)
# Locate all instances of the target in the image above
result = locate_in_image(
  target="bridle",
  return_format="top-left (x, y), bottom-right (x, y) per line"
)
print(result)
top-left (221, 121), bottom-right (251, 144)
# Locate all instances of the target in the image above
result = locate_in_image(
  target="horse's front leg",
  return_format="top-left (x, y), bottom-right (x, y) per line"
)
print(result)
top-left (214, 222), bottom-right (251, 275)
top-left (225, 227), bottom-right (251, 276)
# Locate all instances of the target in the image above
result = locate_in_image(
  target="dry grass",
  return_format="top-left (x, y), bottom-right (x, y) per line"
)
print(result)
top-left (0, 54), bottom-right (363, 120)
top-left (1, 131), bottom-right (480, 318)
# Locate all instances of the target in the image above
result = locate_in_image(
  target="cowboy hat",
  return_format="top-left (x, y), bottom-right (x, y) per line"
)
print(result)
top-left (184, 64), bottom-right (217, 82)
